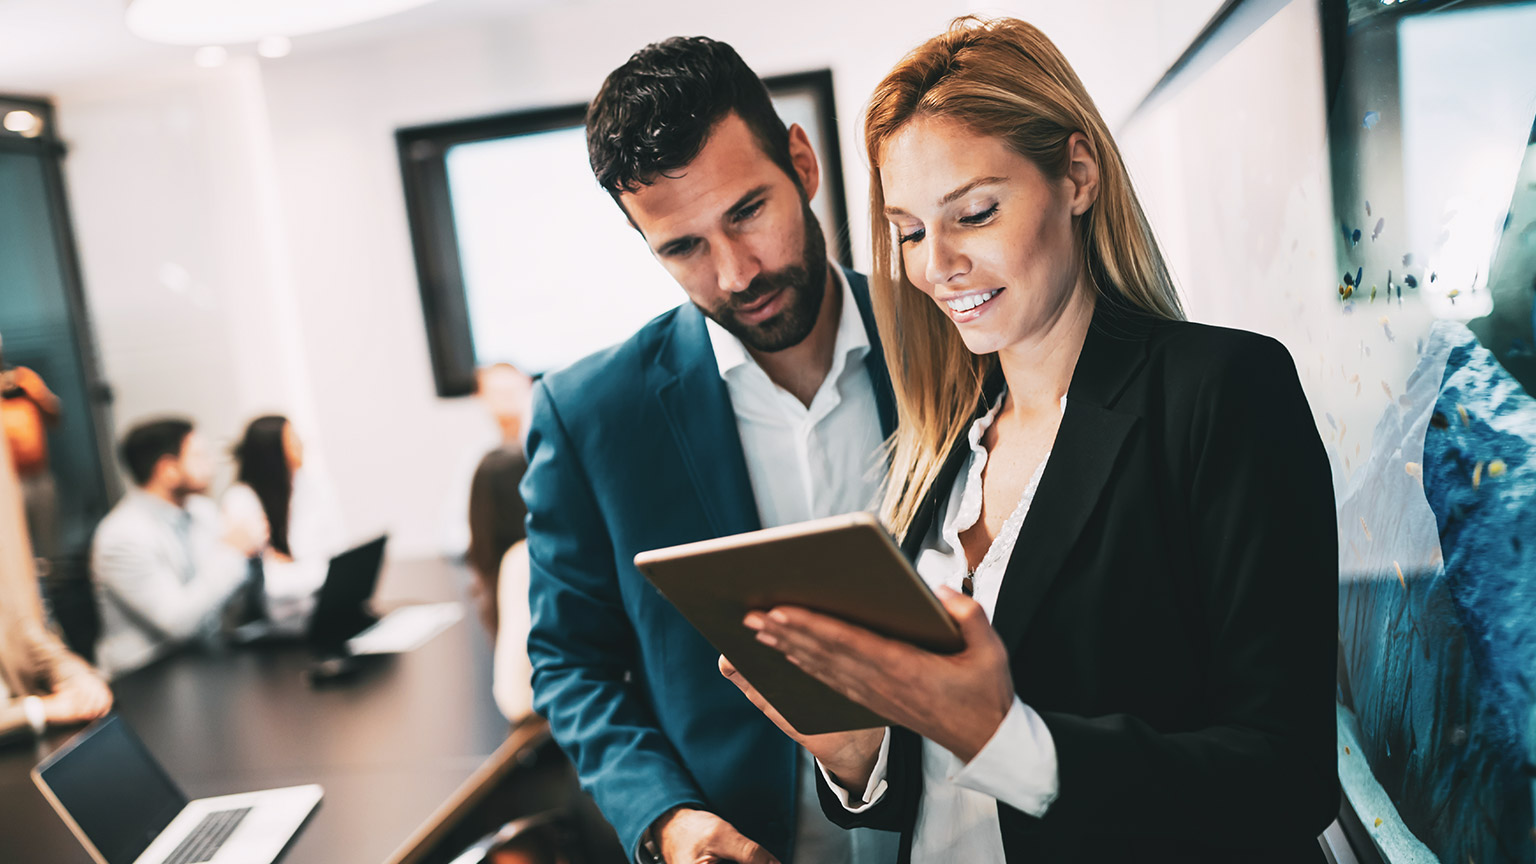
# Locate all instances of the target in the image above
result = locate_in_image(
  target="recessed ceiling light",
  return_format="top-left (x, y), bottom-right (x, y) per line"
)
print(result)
top-left (126, 0), bottom-right (442, 46)
top-left (3, 110), bottom-right (43, 138)
top-left (257, 35), bottom-right (293, 59)
top-left (193, 46), bottom-right (228, 68)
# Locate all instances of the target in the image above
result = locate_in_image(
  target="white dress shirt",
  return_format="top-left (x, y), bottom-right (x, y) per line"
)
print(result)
top-left (222, 469), bottom-right (346, 632)
top-left (706, 264), bottom-right (897, 864)
top-left (823, 389), bottom-right (1063, 863)
top-left (92, 490), bottom-right (249, 678)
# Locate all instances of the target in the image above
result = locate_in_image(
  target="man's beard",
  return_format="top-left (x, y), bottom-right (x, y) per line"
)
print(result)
top-left (704, 200), bottom-right (829, 354)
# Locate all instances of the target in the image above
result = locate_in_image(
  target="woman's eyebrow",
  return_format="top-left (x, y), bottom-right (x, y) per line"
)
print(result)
top-left (885, 176), bottom-right (1008, 217)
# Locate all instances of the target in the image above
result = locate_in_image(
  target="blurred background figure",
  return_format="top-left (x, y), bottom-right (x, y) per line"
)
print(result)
top-left (223, 415), bottom-right (344, 634)
top-left (0, 330), bottom-right (62, 573)
top-left (490, 537), bottom-right (532, 723)
top-left (1, 418), bottom-right (111, 745)
top-left (477, 363), bottom-right (534, 452)
top-left (464, 363), bottom-right (534, 723)
top-left (467, 447), bottom-right (528, 636)
top-left (92, 417), bottom-right (262, 678)
top-left (441, 363), bottom-right (532, 560)
top-left (464, 363), bottom-right (531, 628)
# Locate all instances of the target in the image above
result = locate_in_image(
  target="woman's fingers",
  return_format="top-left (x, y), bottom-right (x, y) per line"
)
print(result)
top-left (747, 609), bottom-right (921, 717)
top-left (719, 654), bottom-right (806, 740)
top-left (937, 587), bottom-right (994, 646)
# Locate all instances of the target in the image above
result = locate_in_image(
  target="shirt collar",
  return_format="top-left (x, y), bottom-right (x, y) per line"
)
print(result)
top-left (128, 488), bottom-right (190, 525)
top-left (706, 261), bottom-right (868, 380)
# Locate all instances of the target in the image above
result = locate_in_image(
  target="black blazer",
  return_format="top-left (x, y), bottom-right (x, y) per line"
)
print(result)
top-left (820, 304), bottom-right (1340, 863)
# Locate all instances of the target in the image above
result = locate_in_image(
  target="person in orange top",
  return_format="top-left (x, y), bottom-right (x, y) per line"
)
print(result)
top-left (0, 332), bottom-right (62, 565)
top-left (0, 415), bottom-right (111, 745)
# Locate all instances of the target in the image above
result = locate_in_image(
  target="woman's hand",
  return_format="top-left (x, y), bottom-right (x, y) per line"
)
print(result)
top-left (745, 587), bottom-right (1014, 763)
top-left (41, 674), bottom-right (113, 726)
top-left (717, 655), bottom-right (886, 793)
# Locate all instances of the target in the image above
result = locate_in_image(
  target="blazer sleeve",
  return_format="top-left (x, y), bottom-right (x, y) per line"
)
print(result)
top-left (816, 726), bottom-right (924, 832)
top-left (1029, 335), bottom-right (1339, 843)
top-left (522, 381), bottom-right (707, 859)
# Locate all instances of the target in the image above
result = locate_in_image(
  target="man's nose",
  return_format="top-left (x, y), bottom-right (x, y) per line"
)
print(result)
top-left (715, 235), bottom-right (761, 295)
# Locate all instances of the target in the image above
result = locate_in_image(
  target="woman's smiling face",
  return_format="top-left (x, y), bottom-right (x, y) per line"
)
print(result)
top-left (879, 115), bottom-right (1093, 356)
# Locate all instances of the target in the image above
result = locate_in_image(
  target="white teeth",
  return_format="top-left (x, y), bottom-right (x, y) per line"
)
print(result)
top-left (945, 290), bottom-right (998, 313)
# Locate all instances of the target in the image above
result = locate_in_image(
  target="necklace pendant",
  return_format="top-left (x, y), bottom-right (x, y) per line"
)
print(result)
top-left (962, 572), bottom-right (975, 597)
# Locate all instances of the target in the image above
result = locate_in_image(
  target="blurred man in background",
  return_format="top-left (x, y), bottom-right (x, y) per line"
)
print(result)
top-left (92, 417), bottom-right (261, 678)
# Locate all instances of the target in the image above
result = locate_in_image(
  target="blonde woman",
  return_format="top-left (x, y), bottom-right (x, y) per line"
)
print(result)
top-left (724, 17), bottom-right (1339, 863)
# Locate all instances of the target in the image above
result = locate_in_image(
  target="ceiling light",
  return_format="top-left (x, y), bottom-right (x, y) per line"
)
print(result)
top-left (257, 35), bottom-right (293, 59)
top-left (3, 110), bottom-right (43, 138)
top-left (125, 0), bottom-right (442, 46)
top-left (194, 46), bottom-right (228, 68)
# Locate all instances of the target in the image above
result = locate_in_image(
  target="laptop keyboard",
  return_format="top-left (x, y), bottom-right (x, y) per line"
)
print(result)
top-left (163, 807), bottom-right (252, 864)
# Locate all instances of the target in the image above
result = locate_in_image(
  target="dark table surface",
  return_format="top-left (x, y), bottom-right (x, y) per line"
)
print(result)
top-left (0, 557), bottom-right (511, 864)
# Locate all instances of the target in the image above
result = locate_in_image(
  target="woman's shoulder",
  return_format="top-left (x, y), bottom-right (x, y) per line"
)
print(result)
top-left (220, 482), bottom-right (264, 520)
top-left (1138, 318), bottom-right (1297, 389)
top-left (222, 481), bottom-right (258, 504)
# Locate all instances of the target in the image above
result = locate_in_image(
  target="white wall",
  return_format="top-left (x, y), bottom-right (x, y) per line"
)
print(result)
top-left (49, 0), bottom-right (1222, 558)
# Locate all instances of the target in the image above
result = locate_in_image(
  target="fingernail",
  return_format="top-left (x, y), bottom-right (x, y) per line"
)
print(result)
top-left (754, 631), bottom-right (778, 648)
top-left (743, 612), bottom-right (765, 630)
top-left (767, 609), bottom-right (789, 624)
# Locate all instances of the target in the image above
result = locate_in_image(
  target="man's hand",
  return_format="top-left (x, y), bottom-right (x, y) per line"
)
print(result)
top-left (40, 675), bottom-right (113, 726)
top-left (717, 656), bottom-right (885, 793)
top-left (652, 807), bottom-right (780, 864)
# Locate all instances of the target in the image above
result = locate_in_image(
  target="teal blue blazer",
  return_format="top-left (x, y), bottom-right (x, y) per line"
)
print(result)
top-left (523, 269), bottom-right (896, 862)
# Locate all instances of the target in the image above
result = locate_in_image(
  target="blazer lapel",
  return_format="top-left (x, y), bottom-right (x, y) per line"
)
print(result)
top-left (991, 306), bottom-right (1152, 650)
top-left (651, 305), bottom-right (763, 539)
top-left (845, 268), bottom-right (899, 438)
top-left (899, 367), bottom-right (1007, 560)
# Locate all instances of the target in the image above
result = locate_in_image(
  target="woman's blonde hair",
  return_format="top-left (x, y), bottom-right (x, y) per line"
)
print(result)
top-left (869, 16), bottom-right (1184, 539)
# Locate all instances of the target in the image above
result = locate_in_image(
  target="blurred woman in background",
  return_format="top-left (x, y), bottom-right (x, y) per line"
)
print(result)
top-left (224, 415), bottom-right (343, 633)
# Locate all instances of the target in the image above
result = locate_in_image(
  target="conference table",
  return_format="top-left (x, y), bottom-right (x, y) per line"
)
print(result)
top-left (0, 558), bottom-right (522, 864)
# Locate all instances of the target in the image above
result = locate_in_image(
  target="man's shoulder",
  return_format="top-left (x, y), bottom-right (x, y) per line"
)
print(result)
top-left (538, 304), bottom-right (692, 412)
top-left (91, 497), bottom-right (152, 561)
top-left (94, 496), bottom-right (141, 533)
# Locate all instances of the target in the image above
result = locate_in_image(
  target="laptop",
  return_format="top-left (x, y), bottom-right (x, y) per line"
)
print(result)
top-left (32, 715), bottom-right (322, 864)
top-left (306, 534), bottom-right (390, 650)
top-left (306, 534), bottom-right (462, 657)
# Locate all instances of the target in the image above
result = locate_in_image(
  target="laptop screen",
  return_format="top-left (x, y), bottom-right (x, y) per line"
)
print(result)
top-left (36, 715), bottom-right (189, 864)
top-left (308, 535), bottom-right (388, 647)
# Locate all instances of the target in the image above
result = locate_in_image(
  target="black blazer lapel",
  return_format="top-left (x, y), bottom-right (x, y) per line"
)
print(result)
top-left (898, 367), bottom-right (1007, 561)
top-left (650, 305), bottom-right (763, 539)
top-left (845, 268), bottom-right (899, 439)
top-left (991, 305), bottom-right (1152, 650)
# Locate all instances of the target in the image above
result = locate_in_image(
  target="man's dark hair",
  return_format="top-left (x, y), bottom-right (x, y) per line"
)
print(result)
top-left (587, 36), bottom-right (796, 200)
top-left (120, 417), bottom-right (194, 487)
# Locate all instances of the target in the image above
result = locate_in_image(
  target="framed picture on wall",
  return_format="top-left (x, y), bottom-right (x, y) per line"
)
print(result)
top-left (397, 70), bottom-right (851, 396)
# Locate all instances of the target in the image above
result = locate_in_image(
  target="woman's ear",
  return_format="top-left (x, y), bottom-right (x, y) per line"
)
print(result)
top-left (1065, 132), bottom-right (1099, 217)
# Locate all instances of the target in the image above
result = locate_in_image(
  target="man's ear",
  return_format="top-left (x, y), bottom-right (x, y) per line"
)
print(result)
top-left (151, 454), bottom-right (180, 488)
top-left (786, 123), bottom-right (821, 202)
top-left (1064, 132), bottom-right (1100, 217)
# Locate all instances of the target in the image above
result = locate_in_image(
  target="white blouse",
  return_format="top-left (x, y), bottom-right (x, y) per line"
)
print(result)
top-left (823, 389), bottom-right (1065, 863)
top-left (222, 469), bottom-right (345, 632)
